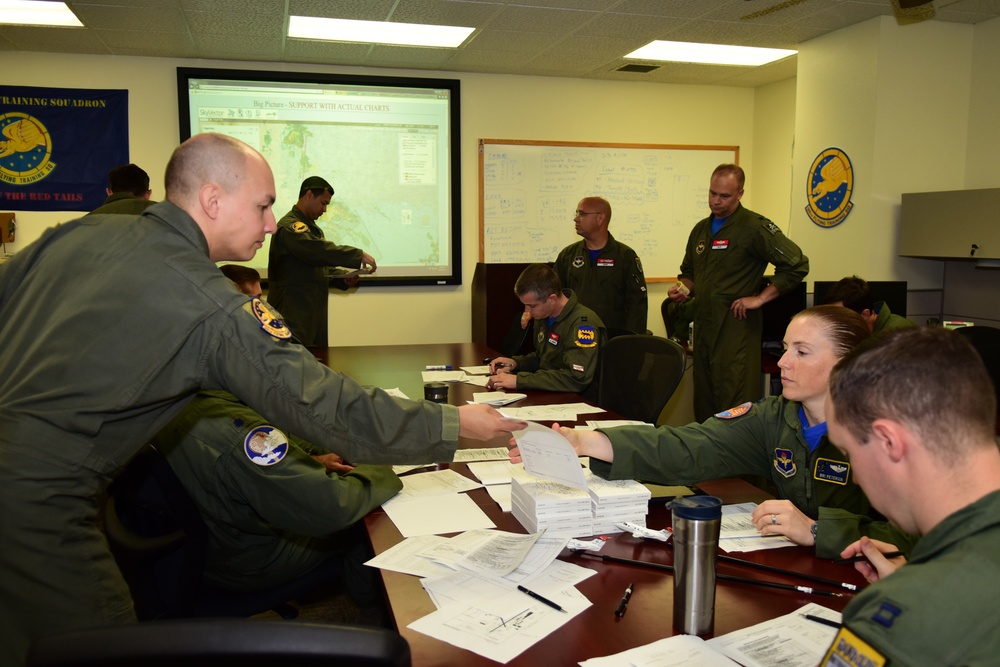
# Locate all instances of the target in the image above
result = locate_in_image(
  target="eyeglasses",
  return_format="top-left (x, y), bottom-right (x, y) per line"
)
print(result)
top-left (574, 210), bottom-right (600, 217)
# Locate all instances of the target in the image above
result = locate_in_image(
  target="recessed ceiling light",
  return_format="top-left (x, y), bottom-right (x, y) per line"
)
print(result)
top-left (0, 0), bottom-right (82, 27)
top-left (625, 40), bottom-right (796, 67)
top-left (288, 16), bottom-right (474, 48)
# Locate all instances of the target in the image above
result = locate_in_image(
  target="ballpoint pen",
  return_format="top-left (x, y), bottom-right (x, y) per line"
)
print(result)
top-left (832, 550), bottom-right (904, 564)
top-left (517, 585), bottom-right (566, 612)
top-left (614, 583), bottom-right (633, 618)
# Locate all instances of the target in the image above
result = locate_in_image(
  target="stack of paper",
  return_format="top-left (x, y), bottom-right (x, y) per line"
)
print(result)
top-left (510, 472), bottom-right (593, 536)
top-left (585, 470), bottom-right (651, 534)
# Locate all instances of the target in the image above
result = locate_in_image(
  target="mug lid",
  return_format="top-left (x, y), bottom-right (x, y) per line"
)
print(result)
top-left (670, 495), bottom-right (722, 520)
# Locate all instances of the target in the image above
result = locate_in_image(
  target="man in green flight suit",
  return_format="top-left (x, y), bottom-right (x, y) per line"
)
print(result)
top-left (87, 162), bottom-right (156, 215)
top-left (151, 390), bottom-right (401, 610)
top-left (554, 196), bottom-right (648, 334)
top-left (820, 327), bottom-right (1000, 666)
top-left (821, 274), bottom-right (915, 334)
top-left (267, 176), bottom-right (377, 347)
top-left (0, 133), bottom-right (519, 666)
top-left (487, 263), bottom-right (605, 399)
top-left (668, 164), bottom-right (809, 422)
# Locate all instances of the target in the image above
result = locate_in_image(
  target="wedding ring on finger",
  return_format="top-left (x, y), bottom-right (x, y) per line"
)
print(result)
top-left (771, 513), bottom-right (777, 525)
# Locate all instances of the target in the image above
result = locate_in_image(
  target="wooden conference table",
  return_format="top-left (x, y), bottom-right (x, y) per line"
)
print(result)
top-left (316, 342), bottom-right (868, 667)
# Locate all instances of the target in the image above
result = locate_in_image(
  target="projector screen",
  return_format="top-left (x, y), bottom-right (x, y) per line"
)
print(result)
top-left (177, 67), bottom-right (461, 286)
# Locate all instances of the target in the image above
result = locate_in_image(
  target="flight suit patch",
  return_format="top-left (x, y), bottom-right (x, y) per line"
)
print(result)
top-left (576, 325), bottom-right (597, 348)
top-left (634, 257), bottom-right (643, 274)
top-left (291, 221), bottom-right (310, 233)
top-left (814, 458), bottom-right (850, 485)
top-left (244, 425), bottom-right (289, 466)
top-left (596, 258), bottom-right (614, 267)
top-left (250, 298), bottom-right (292, 340)
top-left (572, 256), bottom-right (585, 268)
top-left (696, 240), bottom-right (706, 255)
top-left (773, 448), bottom-right (797, 478)
top-left (820, 626), bottom-right (886, 667)
top-left (872, 601), bottom-right (902, 628)
top-left (715, 402), bottom-right (752, 419)
top-left (548, 331), bottom-right (560, 346)
top-left (572, 363), bottom-right (585, 372)
top-left (712, 239), bottom-right (729, 250)
top-left (764, 221), bottom-right (782, 236)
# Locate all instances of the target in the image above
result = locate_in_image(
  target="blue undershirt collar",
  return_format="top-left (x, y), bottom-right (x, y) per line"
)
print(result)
top-left (798, 405), bottom-right (828, 452)
top-left (711, 216), bottom-right (728, 235)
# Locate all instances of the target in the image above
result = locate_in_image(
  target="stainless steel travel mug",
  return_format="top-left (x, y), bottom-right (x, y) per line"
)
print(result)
top-left (671, 495), bottom-right (722, 635)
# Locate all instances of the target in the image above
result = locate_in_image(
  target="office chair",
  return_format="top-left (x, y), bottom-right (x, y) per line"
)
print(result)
top-left (499, 311), bottom-right (533, 357)
top-left (953, 325), bottom-right (1000, 433)
top-left (26, 619), bottom-right (411, 667)
top-left (596, 334), bottom-right (687, 424)
top-left (104, 446), bottom-right (341, 621)
top-left (605, 327), bottom-right (637, 339)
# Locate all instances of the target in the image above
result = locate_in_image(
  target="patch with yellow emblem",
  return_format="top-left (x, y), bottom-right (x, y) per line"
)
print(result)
top-left (291, 221), bottom-right (310, 233)
top-left (249, 298), bottom-right (292, 340)
top-left (572, 256), bottom-right (585, 269)
top-left (819, 626), bottom-right (886, 667)
top-left (714, 402), bottom-right (752, 419)
top-left (575, 325), bottom-right (597, 348)
top-left (696, 240), bottom-right (706, 255)
top-left (773, 447), bottom-right (796, 478)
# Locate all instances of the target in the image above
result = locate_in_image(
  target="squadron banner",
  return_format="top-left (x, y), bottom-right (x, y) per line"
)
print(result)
top-left (0, 85), bottom-right (128, 211)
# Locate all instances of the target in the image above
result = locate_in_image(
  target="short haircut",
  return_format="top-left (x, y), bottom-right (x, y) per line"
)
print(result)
top-left (830, 327), bottom-right (997, 459)
top-left (791, 304), bottom-right (870, 359)
top-left (107, 163), bottom-right (150, 196)
top-left (580, 196), bottom-right (612, 224)
top-left (220, 264), bottom-right (260, 284)
top-left (712, 163), bottom-right (745, 189)
top-left (298, 176), bottom-right (333, 199)
top-left (822, 276), bottom-right (875, 314)
top-left (165, 133), bottom-right (256, 203)
top-left (515, 263), bottom-right (562, 302)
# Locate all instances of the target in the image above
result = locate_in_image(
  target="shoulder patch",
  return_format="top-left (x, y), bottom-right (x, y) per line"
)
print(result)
top-left (634, 257), bottom-right (643, 274)
top-left (714, 402), bottom-right (752, 419)
top-left (250, 297), bottom-right (292, 340)
top-left (575, 324), bottom-right (598, 348)
top-left (764, 221), bottom-right (782, 236)
top-left (291, 221), bottom-right (310, 233)
top-left (244, 425), bottom-right (289, 466)
top-left (773, 447), bottom-right (797, 478)
top-left (820, 626), bottom-right (887, 667)
top-left (572, 256), bottom-right (585, 269)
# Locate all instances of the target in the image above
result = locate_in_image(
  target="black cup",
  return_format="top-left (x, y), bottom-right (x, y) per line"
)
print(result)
top-left (424, 382), bottom-right (449, 403)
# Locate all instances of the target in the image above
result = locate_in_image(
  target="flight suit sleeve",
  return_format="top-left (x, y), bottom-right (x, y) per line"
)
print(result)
top-left (515, 319), bottom-right (601, 393)
top-left (227, 446), bottom-right (402, 539)
top-left (815, 507), bottom-right (920, 559)
top-left (210, 300), bottom-right (460, 466)
top-left (754, 221), bottom-right (809, 294)
top-left (677, 224), bottom-right (701, 285)
top-left (280, 225), bottom-right (364, 269)
top-left (624, 251), bottom-right (648, 334)
top-left (591, 412), bottom-right (773, 484)
top-left (554, 247), bottom-right (572, 288)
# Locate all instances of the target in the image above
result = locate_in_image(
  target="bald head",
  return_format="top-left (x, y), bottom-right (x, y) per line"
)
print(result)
top-left (165, 133), bottom-right (265, 206)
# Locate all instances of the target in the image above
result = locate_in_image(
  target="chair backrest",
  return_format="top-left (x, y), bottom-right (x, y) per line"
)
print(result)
top-left (26, 619), bottom-right (411, 667)
top-left (500, 311), bottom-right (532, 357)
top-left (953, 325), bottom-right (1000, 427)
top-left (597, 335), bottom-right (687, 424)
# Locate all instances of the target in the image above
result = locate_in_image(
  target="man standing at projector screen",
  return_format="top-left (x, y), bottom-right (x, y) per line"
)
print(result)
top-left (268, 176), bottom-right (377, 347)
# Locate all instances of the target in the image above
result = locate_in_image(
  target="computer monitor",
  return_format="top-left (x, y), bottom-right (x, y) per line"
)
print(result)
top-left (813, 280), bottom-right (908, 317)
top-left (760, 278), bottom-right (808, 346)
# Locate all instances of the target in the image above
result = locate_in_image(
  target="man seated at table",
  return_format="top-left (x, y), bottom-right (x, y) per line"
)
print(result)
top-left (821, 275), bottom-right (914, 334)
top-left (820, 326), bottom-right (1000, 666)
top-left (487, 263), bottom-right (605, 399)
top-left (151, 389), bottom-right (401, 620)
top-left (220, 263), bottom-right (263, 299)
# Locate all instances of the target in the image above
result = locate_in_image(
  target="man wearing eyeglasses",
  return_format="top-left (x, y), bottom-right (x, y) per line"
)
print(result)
top-left (554, 197), bottom-right (648, 335)
top-left (668, 164), bottom-right (808, 422)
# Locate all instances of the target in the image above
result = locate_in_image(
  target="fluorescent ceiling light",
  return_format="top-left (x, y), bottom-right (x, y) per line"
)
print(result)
top-left (626, 40), bottom-right (796, 67)
top-left (288, 16), bottom-right (474, 48)
top-left (0, 0), bottom-right (82, 27)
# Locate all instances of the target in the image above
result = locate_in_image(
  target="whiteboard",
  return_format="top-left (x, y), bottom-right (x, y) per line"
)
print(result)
top-left (479, 140), bottom-right (738, 281)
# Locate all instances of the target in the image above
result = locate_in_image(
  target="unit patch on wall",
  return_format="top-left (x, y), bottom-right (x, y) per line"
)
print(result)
top-left (805, 147), bottom-right (854, 228)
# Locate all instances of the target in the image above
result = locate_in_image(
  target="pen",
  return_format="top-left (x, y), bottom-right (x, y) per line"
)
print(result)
top-left (805, 614), bottom-right (842, 629)
top-left (832, 550), bottom-right (904, 564)
top-left (517, 585), bottom-right (566, 612)
top-left (425, 365), bottom-right (452, 370)
top-left (614, 583), bottom-right (633, 618)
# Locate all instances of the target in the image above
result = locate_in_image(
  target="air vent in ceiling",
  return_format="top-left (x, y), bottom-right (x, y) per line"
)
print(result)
top-left (616, 64), bottom-right (660, 73)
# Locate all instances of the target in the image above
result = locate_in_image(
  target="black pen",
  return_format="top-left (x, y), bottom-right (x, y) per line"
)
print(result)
top-left (615, 583), bottom-right (633, 618)
top-left (805, 614), bottom-right (842, 629)
top-left (517, 585), bottom-right (566, 612)
top-left (832, 550), bottom-right (904, 564)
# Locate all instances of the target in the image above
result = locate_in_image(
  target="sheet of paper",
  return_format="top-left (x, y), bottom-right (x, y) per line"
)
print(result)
top-left (579, 634), bottom-right (735, 667)
top-left (500, 405), bottom-right (579, 422)
top-left (502, 534), bottom-right (573, 584)
top-left (561, 402), bottom-right (607, 415)
top-left (453, 447), bottom-right (512, 463)
top-left (392, 463), bottom-right (436, 475)
top-left (408, 584), bottom-right (591, 664)
top-left (422, 529), bottom-right (542, 578)
top-left (486, 484), bottom-right (513, 511)
top-left (583, 419), bottom-right (649, 428)
top-left (464, 374), bottom-right (491, 387)
top-left (460, 365), bottom-right (491, 375)
top-left (382, 492), bottom-right (496, 537)
top-left (512, 421), bottom-right (588, 491)
top-left (718, 502), bottom-right (796, 552)
top-left (707, 602), bottom-right (842, 667)
top-left (393, 468), bottom-right (483, 502)
top-left (383, 387), bottom-right (411, 399)
top-left (472, 391), bottom-right (527, 406)
top-left (421, 370), bottom-right (467, 383)
top-left (467, 460), bottom-right (517, 485)
top-left (363, 535), bottom-right (455, 578)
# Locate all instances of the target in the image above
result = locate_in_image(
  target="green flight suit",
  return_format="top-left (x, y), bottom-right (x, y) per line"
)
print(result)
top-left (591, 396), bottom-right (916, 558)
top-left (512, 289), bottom-right (605, 396)
top-left (267, 205), bottom-right (364, 347)
top-left (679, 205), bottom-right (809, 422)
top-left (152, 390), bottom-right (402, 595)
top-left (0, 202), bottom-right (457, 666)
top-left (824, 489), bottom-right (1000, 667)
top-left (555, 233), bottom-right (648, 334)
top-left (87, 192), bottom-right (156, 215)
top-left (872, 301), bottom-right (914, 334)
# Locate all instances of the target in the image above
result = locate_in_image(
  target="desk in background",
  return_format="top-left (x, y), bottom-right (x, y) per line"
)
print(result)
top-left (317, 343), bottom-right (868, 666)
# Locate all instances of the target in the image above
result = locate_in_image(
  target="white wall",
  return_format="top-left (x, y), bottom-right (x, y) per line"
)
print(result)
top-left (3, 52), bottom-right (774, 345)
